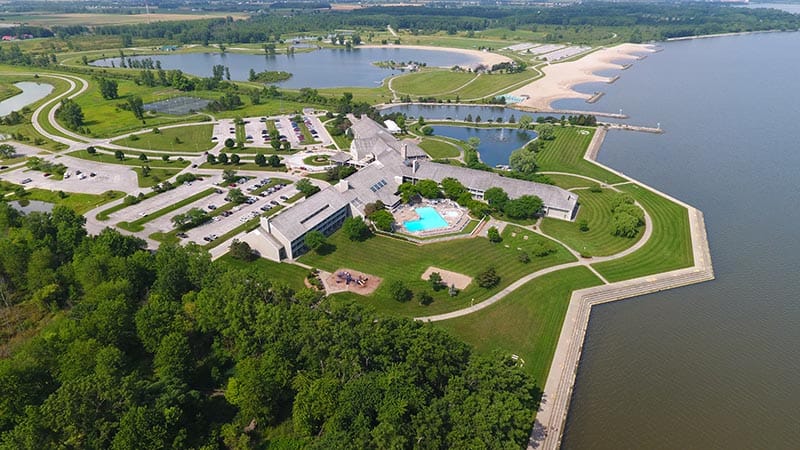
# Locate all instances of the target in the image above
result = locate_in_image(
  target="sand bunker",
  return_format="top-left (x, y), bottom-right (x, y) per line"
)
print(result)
top-left (421, 266), bottom-right (472, 290)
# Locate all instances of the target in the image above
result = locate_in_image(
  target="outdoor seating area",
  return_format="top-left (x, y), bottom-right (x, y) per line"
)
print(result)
top-left (320, 268), bottom-right (381, 295)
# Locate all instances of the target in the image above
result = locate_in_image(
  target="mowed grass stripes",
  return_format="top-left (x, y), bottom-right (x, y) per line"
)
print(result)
top-left (536, 127), bottom-right (626, 184)
top-left (541, 188), bottom-right (643, 257)
top-left (436, 266), bottom-right (602, 382)
top-left (592, 184), bottom-right (693, 282)
top-left (301, 225), bottom-right (577, 317)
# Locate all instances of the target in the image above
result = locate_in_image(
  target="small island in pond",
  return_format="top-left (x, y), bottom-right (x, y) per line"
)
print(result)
top-left (248, 69), bottom-right (292, 83)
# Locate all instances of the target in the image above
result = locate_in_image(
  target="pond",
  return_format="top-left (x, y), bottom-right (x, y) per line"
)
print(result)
top-left (0, 82), bottom-right (53, 117)
top-left (380, 103), bottom-right (545, 122)
top-left (429, 125), bottom-right (536, 167)
top-left (8, 200), bottom-right (55, 215)
top-left (91, 48), bottom-right (482, 89)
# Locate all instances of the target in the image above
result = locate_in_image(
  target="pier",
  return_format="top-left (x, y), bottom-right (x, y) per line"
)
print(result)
top-left (586, 92), bottom-right (605, 104)
top-left (603, 122), bottom-right (664, 134)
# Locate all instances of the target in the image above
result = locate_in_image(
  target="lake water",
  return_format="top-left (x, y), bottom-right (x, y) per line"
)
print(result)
top-left (0, 81), bottom-right (53, 117)
top-left (380, 103), bottom-right (548, 122)
top-left (91, 48), bottom-right (481, 88)
top-left (560, 32), bottom-right (800, 449)
top-left (429, 125), bottom-right (536, 167)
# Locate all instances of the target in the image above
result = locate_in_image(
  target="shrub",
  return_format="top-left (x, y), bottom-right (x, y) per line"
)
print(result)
top-left (476, 267), bottom-right (500, 288)
top-left (229, 239), bottom-right (257, 261)
top-left (518, 252), bottom-right (530, 264)
top-left (417, 291), bottom-right (433, 306)
top-left (578, 219), bottom-right (590, 232)
top-left (487, 226), bottom-right (502, 243)
top-left (428, 272), bottom-right (443, 291)
top-left (389, 281), bottom-right (412, 302)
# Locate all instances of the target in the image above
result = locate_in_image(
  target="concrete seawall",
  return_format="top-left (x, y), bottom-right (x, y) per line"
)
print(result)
top-left (528, 127), bottom-right (714, 449)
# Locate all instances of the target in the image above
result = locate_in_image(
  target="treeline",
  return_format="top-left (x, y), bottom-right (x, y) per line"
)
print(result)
top-left (0, 202), bottom-right (539, 448)
top-left (36, 3), bottom-right (800, 46)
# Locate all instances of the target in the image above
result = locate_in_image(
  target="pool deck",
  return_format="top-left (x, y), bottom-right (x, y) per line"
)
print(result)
top-left (395, 200), bottom-right (468, 236)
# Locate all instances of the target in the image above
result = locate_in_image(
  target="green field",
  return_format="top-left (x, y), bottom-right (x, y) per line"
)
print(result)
top-left (541, 188), bottom-right (643, 257)
top-left (436, 266), bottom-right (602, 381)
top-left (592, 184), bottom-right (693, 281)
top-left (112, 124), bottom-right (215, 152)
top-left (546, 173), bottom-right (601, 190)
top-left (536, 127), bottom-right (626, 184)
top-left (0, 82), bottom-right (22, 101)
top-left (453, 71), bottom-right (540, 100)
top-left (133, 167), bottom-right (181, 188)
top-left (301, 225), bottom-right (576, 317)
top-left (117, 187), bottom-right (216, 232)
top-left (418, 138), bottom-right (461, 159)
top-left (391, 71), bottom-right (477, 96)
top-left (68, 149), bottom-right (191, 168)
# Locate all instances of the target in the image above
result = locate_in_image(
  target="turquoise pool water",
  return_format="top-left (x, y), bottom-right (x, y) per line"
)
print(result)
top-left (404, 207), bottom-right (448, 232)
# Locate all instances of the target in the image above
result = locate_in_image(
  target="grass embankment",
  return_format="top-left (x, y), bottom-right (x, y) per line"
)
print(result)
top-left (324, 122), bottom-right (352, 150)
top-left (1, 182), bottom-right (123, 215)
top-left (436, 266), bottom-right (602, 382)
top-left (112, 124), bottom-right (215, 152)
top-left (418, 138), bottom-right (460, 159)
top-left (541, 188), bottom-right (643, 257)
top-left (302, 225), bottom-right (576, 317)
top-left (0, 82), bottom-right (22, 101)
top-left (68, 149), bottom-right (192, 168)
top-left (215, 254), bottom-right (308, 292)
top-left (117, 187), bottom-right (216, 232)
top-left (591, 183), bottom-right (693, 282)
top-left (546, 173), bottom-right (601, 190)
top-left (536, 127), bottom-right (626, 184)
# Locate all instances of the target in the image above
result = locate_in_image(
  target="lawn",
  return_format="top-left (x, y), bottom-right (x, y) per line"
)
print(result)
top-left (301, 225), bottom-right (577, 317)
top-left (133, 167), bottom-right (181, 188)
top-left (324, 122), bottom-right (352, 150)
top-left (112, 124), bottom-right (215, 152)
top-left (302, 155), bottom-right (330, 166)
top-left (4, 186), bottom-right (123, 215)
top-left (0, 82), bottom-right (22, 101)
top-left (453, 71), bottom-right (540, 100)
top-left (436, 266), bottom-right (602, 382)
top-left (117, 187), bottom-right (216, 232)
top-left (545, 173), bottom-right (601, 190)
top-left (540, 188), bottom-right (643, 257)
top-left (418, 138), bottom-right (461, 158)
top-left (591, 183), bottom-right (693, 282)
top-left (215, 254), bottom-right (308, 292)
top-left (536, 127), bottom-right (626, 184)
top-left (391, 71), bottom-right (477, 96)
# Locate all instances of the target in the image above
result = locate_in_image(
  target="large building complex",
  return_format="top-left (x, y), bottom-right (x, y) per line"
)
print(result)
top-left (254, 116), bottom-right (578, 261)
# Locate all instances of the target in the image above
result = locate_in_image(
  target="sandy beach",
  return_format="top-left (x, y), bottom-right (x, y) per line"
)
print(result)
top-left (358, 44), bottom-right (511, 68)
top-left (511, 43), bottom-right (656, 111)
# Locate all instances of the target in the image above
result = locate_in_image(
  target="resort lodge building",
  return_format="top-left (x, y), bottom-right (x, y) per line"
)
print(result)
top-left (254, 116), bottom-right (578, 261)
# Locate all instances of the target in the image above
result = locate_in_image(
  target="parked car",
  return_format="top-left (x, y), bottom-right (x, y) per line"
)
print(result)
top-left (21, 178), bottom-right (32, 184)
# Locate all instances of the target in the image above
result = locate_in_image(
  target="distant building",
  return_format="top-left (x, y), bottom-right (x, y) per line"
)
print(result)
top-left (254, 117), bottom-right (578, 261)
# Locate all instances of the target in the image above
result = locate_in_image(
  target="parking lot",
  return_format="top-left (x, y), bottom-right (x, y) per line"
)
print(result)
top-left (212, 119), bottom-right (237, 145)
top-left (107, 175), bottom-right (222, 223)
top-left (1, 154), bottom-right (140, 195)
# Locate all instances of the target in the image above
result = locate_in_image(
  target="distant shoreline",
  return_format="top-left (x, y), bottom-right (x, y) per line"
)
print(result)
top-left (665, 29), bottom-right (784, 41)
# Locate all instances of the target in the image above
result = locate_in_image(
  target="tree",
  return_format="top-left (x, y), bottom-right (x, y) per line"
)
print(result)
top-left (206, 153), bottom-right (217, 164)
top-left (161, 155), bottom-right (169, 162)
top-left (518, 115), bottom-right (533, 129)
top-left (503, 195), bottom-right (543, 220)
top-left (509, 147), bottom-right (537, 174)
top-left (476, 267), bottom-right (500, 288)
top-left (86, 146), bottom-right (97, 154)
top-left (417, 179), bottom-right (442, 199)
top-left (229, 239), bottom-right (256, 261)
top-left (484, 187), bottom-right (509, 210)
top-left (230, 153), bottom-right (240, 165)
top-left (398, 182), bottom-right (420, 203)
top-left (98, 78), bottom-right (119, 100)
top-left (56, 99), bottom-right (84, 130)
top-left (440, 177), bottom-right (466, 200)
top-left (127, 96), bottom-right (145, 121)
top-left (389, 280), bottom-right (412, 302)
top-left (369, 209), bottom-right (394, 232)
top-left (487, 226), bottom-right (502, 243)
top-left (268, 155), bottom-right (281, 167)
top-left (281, 140), bottom-right (291, 151)
top-left (536, 123), bottom-right (555, 140)
top-left (171, 207), bottom-right (210, 230)
top-left (114, 150), bottom-right (125, 160)
top-left (254, 153), bottom-right (266, 166)
top-left (578, 219), bottom-right (589, 232)
top-left (227, 188), bottom-right (246, 204)
top-left (218, 152), bottom-right (229, 164)
top-left (296, 179), bottom-right (320, 197)
top-left (428, 272), bottom-right (443, 291)
top-left (0, 143), bottom-right (16, 159)
top-left (417, 291), bottom-right (433, 306)
top-left (342, 216), bottom-right (370, 241)
top-left (138, 153), bottom-right (148, 162)
top-left (222, 168), bottom-right (237, 183)
top-left (224, 138), bottom-right (235, 148)
top-left (304, 230), bottom-right (326, 253)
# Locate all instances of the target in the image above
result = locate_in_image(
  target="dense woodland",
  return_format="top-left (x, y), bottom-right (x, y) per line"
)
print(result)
top-left (0, 202), bottom-right (538, 448)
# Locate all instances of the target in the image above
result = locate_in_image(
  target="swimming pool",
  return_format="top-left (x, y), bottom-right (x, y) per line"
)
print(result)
top-left (403, 207), bottom-right (448, 232)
